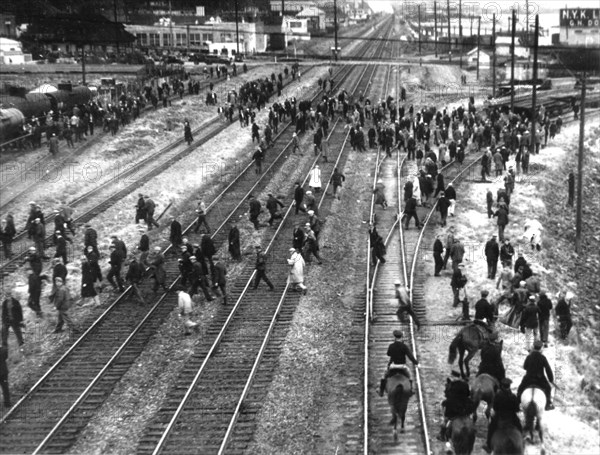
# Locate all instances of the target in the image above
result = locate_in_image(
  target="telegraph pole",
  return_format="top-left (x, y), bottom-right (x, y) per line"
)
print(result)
top-left (418, 4), bottom-right (422, 55)
top-left (531, 15), bottom-right (539, 151)
top-left (492, 13), bottom-right (496, 98)
top-left (334, 0), bottom-right (338, 61)
top-left (459, 0), bottom-right (463, 68)
top-left (510, 9), bottom-right (516, 112)
top-left (234, 0), bottom-right (240, 55)
top-left (476, 16), bottom-right (481, 80)
top-left (434, 1), bottom-right (438, 57)
top-left (575, 74), bottom-right (586, 252)
top-left (447, 0), bottom-right (451, 61)
top-left (113, 0), bottom-right (120, 54)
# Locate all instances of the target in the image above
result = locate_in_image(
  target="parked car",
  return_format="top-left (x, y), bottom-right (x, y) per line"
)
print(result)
top-left (205, 55), bottom-right (230, 66)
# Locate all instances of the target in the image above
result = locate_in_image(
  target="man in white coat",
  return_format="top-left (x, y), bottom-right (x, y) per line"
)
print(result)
top-left (308, 165), bottom-right (322, 194)
top-left (287, 248), bottom-right (307, 294)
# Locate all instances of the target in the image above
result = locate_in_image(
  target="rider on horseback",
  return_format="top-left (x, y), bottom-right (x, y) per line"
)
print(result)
top-left (394, 282), bottom-right (421, 330)
top-left (483, 378), bottom-right (522, 453)
top-left (517, 340), bottom-right (555, 410)
top-left (476, 332), bottom-right (506, 382)
top-left (438, 370), bottom-right (475, 441)
top-left (474, 290), bottom-right (495, 332)
top-left (379, 330), bottom-right (418, 397)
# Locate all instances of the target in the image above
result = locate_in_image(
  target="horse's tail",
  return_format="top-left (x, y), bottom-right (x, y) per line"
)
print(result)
top-left (393, 384), bottom-right (406, 416)
top-left (448, 333), bottom-right (461, 364)
top-left (524, 399), bottom-right (537, 434)
top-left (453, 423), bottom-right (475, 455)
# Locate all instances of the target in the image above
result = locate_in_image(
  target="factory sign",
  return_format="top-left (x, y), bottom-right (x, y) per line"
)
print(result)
top-left (560, 9), bottom-right (600, 28)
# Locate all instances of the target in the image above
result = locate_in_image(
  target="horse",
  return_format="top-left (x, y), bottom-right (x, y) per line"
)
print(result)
top-left (449, 415), bottom-right (476, 455)
top-left (521, 387), bottom-right (546, 448)
top-left (448, 324), bottom-right (495, 378)
top-left (470, 373), bottom-right (499, 423)
top-left (490, 416), bottom-right (524, 455)
top-left (385, 370), bottom-right (412, 443)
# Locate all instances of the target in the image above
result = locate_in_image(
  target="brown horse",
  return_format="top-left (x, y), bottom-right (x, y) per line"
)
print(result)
top-left (448, 324), bottom-right (495, 378)
top-left (450, 415), bottom-right (476, 455)
top-left (385, 370), bottom-right (412, 443)
top-left (471, 373), bottom-right (499, 423)
top-left (490, 416), bottom-right (524, 455)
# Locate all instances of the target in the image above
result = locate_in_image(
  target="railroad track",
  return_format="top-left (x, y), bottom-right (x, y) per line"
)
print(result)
top-left (133, 19), bottom-right (395, 455)
top-left (365, 90), bottom-right (484, 455)
top-left (0, 69), bottom-right (316, 275)
top-left (0, 47), bottom-right (365, 454)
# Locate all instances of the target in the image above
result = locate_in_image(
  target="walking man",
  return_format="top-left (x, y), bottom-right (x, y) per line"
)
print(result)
top-left (253, 246), bottom-right (274, 290)
top-left (53, 277), bottom-right (75, 334)
top-left (485, 234), bottom-right (500, 279)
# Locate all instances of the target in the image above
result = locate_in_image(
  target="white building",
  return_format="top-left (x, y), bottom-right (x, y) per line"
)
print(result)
top-left (466, 47), bottom-right (491, 69)
top-left (0, 37), bottom-right (31, 64)
top-left (125, 19), bottom-right (267, 54)
top-left (495, 36), bottom-right (529, 59)
top-left (283, 16), bottom-right (310, 40)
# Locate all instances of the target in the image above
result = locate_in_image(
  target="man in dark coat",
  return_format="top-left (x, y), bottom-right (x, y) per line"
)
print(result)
top-left (483, 378), bottom-right (522, 453)
top-left (54, 231), bottom-right (68, 265)
top-left (439, 371), bottom-right (474, 441)
top-left (107, 245), bottom-right (125, 292)
top-left (135, 194), bottom-right (146, 224)
top-left (126, 256), bottom-right (146, 304)
top-left (477, 333), bottom-right (506, 382)
top-left (212, 256), bottom-right (227, 305)
top-left (486, 189), bottom-right (494, 218)
top-left (379, 330), bottom-right (418, 396)
top-left (451, 264), bottom-right (468, 319)
top-left (80, 255), bottom-right (100, 306)
top-left (188, 256), bottom-right (214, 301)
top-left (27, 269), bottom-right (43, 316)
top-left (517, 340), bottom-right (555, 410)
top-left (485, 234), bottom-right (500, 279)
top-left (474, 290), bottom-right (495, 329)
top-left (1, 344), bottom-right (10, 408)
top-left (266, 194), bottom-right (284, 227)
top-left (253, 245), bottom-right (274, 290)
top-left (110, 235), bottom-right (127, 262)
top-left (520, 296), bottom-right (541, 350)
top-left (403, 195), bottom-right (420, 229)
top-left (555, 292), bottom-right (572, 340)
top-left (200, 234), bottom-right (216, 283)
top-left (493, 203), bottom-right (509, 241)
top-left (32, 218), bottom-right (46, 259)
top-left (84, 224), bottom-right (99, 255)
top-left (26, 247), bottom-right (43, 276)
top-left (2, 288), bottom-right (24, 347)
top-left (294, 182), bottom-right (306, 214)
top-left (228, 222), bottom-right (241, 260)
top-left (537, 292), bottom-right (552, 347)
top-left (330, 168), bottom-right (346, 198)
top-left (433, 234), bottom-right (444, 276)
top-left (500, 238), bottom-right (514, 268)
top-left (293, 224), bottom-right (306, 251)
top-left (137, 227), bottom-right (150, 253)
top-left (52, 257), bottom-right (68, 288)
top-left (248, 195), bottom-right (262, 230)
top-left (252, 146), bottom-right (264, 174)
top-left (144, 196), bottom-right (160, 230)
top-left (169, 217), bottom-right (182, 251)
top-left (437, 192), bottom-right (450, 226)
top-left (52, 277), bottom-right (74, 333)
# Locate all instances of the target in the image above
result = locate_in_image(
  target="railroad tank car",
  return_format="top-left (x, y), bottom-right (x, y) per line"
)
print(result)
top-left (0, 108), bottom-right (26, 143)
top-left (21, 93), bottom-right (53, 119)
top-left (46, 86), bottom-right (92, 112)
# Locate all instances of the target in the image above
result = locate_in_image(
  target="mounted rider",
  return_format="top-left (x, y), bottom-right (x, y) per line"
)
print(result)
top-left (483, 378), bottom-right (522, 453)
top-left (516, 339), bottom-right (555, 410)
top-left (394, 282), bottom-right (421, 330)
top-left (438, 370), bottom-right (475, 441)
top-left (378, 330), bottom-right (418, 397)
top-left (473, 289), bottom-right (495, 333)
top-left (476, 331), bottom-right (506, 382)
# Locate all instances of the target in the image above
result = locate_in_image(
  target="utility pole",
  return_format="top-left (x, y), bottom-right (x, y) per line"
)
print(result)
top-left (575, 74), bottom-right (586, 252)
top-left (334, 0), bottom-right (338, 61)
top-left (81, 46), bottom-right (86, 85)
top-left (459, 0), bottom-right (462, 68)
top-left (476, 16), bottom-right (481, 80)
top-left (434, 1), bottom-right (438, 57)
top-left (169, 0), bottom-right (173, 50)
top-left (531, 15), bottom-right (539, 151)
top-left (281, 0), bottom-right (284, 16)
top-left (510, 9), bottom-right (516, 112)
top-left (447, 0), bottom-right (451, 61)
top-left (418, 4), bottom-right (422, 55)
top-left (234, 0), bottom-right (240, 56)
top-left (492, 13), bottom-right (496, 98)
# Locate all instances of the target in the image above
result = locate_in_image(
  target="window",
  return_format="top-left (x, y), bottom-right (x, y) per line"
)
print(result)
top-left (176, 33), bottom-right (186, 46)
top-left (202, 33), bottom-right (213, 42)
top-left (149, 33), bottom-right (160, 46)
top-left (290, 21), bottom-right (302, 28)
top-left (163, 33), bottom-right (172, 46)
top-left (139, 33), bottom-right (148, 46)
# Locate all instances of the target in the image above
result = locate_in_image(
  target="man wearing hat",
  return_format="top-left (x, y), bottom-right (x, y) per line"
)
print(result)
top-left (394, 283), bottom-right (420, 330)
top-left (1, 286), bottom-right (24, 347)
top-left (248, 195), bottom-right (262, 230)
top-left (294, 182), bottom-right (306, 215)
top-left (137, 227), bottom-right (150, 253)
top-left (437, 191), bottom-right (450, 227)
top-left (477, 331), bottom-right (505, 382)
top-left (32, 218), bottom-right (47, 259)
top-left (126, 256), bottom-right (146, 305)
top-left (84, 224), bottom-right (99, 255)
top-left (439, 370), bottom-right (474, 441)
top-left (53, 209), bottom-right (67, 239)
top-left (304, 190), bottom-right (316, 213)
top-left (107, 245), bottom-right (125, 293)
top-left (169, 217), bottom-right (182, 251)
top-left (303, 224), bottom-right (322, 264)
top-left (177, 288), bottom-right (198, 335)
top-left (520, 295), bottom-right (540, 350)
top-left (474, 290), bottom-right (495, 329)
top-left (135, 194), bottom-right (146, 224)
top-left (287, 247), bottom-right (307, 294)
top-left (148, 246), bottom-right (168, 293)
top-left (485, 234), bottom-right (500, 280)
top-left (228, 221), bottom-right (241, 261)
top-left (266, 194), bottom-right (284, 227)
top-left (188, 256), bottom-right (214, 302)
top-left (193, 199), bottom-right (210, 234)
top-left (26, 247), bottom-right (43, 276)
top-left (433, 234), bottom-right (444, 276)
top-left (212, 254), bottom-right (228, 305)
top-left (307, 210), bottom-right (321, 240)
top-left (52, 277), bottom-right (75, 334)
top-left (483, 378), bottom-right (522, 453)
top-left (517, 340), bottom-right (555, 410)
top-left (253, 246), bottom-right (274, 291)
top-left (378, 330), bottom-right (418, 397)
top-left (54, 231), bottom-right (68, 265)
top-left (144, 196), bottom-right (159, 230)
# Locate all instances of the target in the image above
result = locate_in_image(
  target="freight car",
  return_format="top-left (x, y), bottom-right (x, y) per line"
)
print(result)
top-left (0, 84), bottom-right (93, 152)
